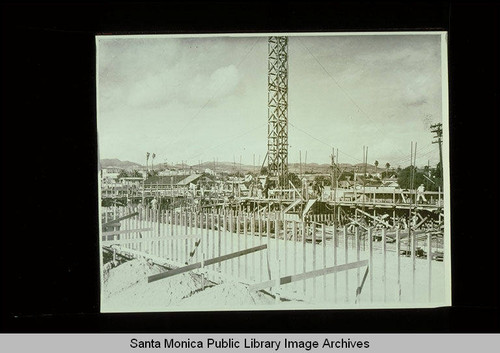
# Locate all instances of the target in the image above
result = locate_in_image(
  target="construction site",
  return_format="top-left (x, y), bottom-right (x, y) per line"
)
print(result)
top-left (99, 35), bottom-right (449, 311)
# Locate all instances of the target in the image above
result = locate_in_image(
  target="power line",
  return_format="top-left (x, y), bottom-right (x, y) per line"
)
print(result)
top-left (297, 37), bottom-right (408, 160)
top-left (186, 122), bottom-right (267, 163)
top-left (289, 122), bottom-right (362, 163)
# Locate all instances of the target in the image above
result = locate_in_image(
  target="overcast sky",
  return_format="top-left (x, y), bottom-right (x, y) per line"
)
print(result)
top-left (97, 33), bottom-right (445, 168)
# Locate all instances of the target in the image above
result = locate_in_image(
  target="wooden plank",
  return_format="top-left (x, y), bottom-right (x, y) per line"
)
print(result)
top-left (102, 227), bottom-right (152, 236)
top-left (102, 235), bottom-right (200, 246)
top-left (102, 212), bottom-right (139, 228)
top-left (108, 245), bottom-right (183, 270)
top-left (148, 244), bottom-right (268, 283)
top-left (249, 260), bottom-right (368, 292)
top-left (355, 208), bottom-right (391, 228)
top-left (103, 222), bottom-right (121, 229)
top-left (355, 265), bottom-right (370, 304)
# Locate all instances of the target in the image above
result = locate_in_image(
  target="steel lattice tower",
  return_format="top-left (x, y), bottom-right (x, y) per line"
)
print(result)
top-left (267, 36), bottom-right (289, 186)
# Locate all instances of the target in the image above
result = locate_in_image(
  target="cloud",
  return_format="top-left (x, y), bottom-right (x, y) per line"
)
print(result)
top-left (125, 64), bottom-right (242, 109)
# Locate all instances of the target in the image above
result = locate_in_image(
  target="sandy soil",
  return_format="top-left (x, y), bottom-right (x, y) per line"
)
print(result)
top-left (102, 259), bottom-right (281, 312)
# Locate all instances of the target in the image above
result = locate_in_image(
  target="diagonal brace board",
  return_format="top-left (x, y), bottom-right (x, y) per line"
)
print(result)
top-left (148, 244), bottom-right (268, 283)
top-left (102, 212), bottom-right (139, 228)
top-left (355, 208), bottom-right (391, 228)
top-left (102, 227), bottom-right (152, 236)
top-left (355, 265), bottom-right (370, 303)
top-left (248, 259), bottom-right (368, 292)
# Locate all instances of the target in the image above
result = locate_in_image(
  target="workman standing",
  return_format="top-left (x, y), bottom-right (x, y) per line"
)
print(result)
top-left (416, 184), bottom-right (427, 203)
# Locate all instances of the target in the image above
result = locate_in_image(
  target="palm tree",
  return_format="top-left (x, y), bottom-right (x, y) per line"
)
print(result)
top-left (146, 152), bottom-right (150, 172)
top-left (152, 153), bottom-right (156, 171)
top-left (374, 160), bottom-right (379, 174)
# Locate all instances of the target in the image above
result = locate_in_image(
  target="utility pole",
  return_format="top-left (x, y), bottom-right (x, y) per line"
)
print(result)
top-left (299, 150), bottom-right (302, 179)
top-left (331, 148), bottom-right (335, 201)
top-left (431, 123), bottom-right (443, 186)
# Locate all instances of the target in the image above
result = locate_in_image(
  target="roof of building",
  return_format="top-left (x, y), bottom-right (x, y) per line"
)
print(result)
top-left (177, 174), bottom-right (203, 186)
top-left (144, 175), bottom-right (188, 185)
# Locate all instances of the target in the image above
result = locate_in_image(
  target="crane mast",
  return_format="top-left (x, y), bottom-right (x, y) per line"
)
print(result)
top-left (267, 36), bottom-right (289, 188)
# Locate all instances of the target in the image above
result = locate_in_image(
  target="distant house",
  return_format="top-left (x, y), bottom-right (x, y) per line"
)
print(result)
top-left (118, 176), bottom-right (144, 187)
top-left (177, 174), bottom-right (204, 187)
top-left (204, 168), bottom-right (215, 176)
top-left (144, 175), bottom-right (190, 188)
top-left (143, 173), bottom-right (215, 191)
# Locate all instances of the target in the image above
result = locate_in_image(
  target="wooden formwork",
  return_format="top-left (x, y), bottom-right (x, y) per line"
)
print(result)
top-left (101, 206), bottom-right (445, 305)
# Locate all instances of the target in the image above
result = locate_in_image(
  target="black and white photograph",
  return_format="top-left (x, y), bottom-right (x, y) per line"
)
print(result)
top-left (97, 32), bottom-right (451, 313)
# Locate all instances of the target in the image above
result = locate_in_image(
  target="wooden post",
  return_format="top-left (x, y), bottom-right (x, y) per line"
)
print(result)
top-left (251, 213), bottom-right (255, 281)
top-left (275, 214), bottom-right (280, 261)
top-left (170, 210), bottom-right (174, 259)
top-left (368, 228), bottom-right (373, 303)
top-left (274, 258), bottom-right (281, 303)
top-left (185, 211), bottom-right (190, 264)
top-left (293, 220), bottom-right (297, 292)
top-left (206, 212), bottom-right (210, 272)
top-left (259, 214), bottom-right (263, 282)
top-left (267, 216), bottom-right (271, 283)
top-left (411, 230), bottom-right (416, 302)
top-left (356, 227), bottom-right (360, 287)
top-left (284, 219), bottom-right (288, 280)
top-left (223, 212), bottom-right (227, 275)
top-left (382, 228), bottom-right (387, 302)
top-left (322, 223), bottom-right (327, 300)
top-left (184, 211), bottom-right (188, 262)
top-left (396, 228), bottom-right (401, 302)
top-left (333, 223), bottom-right (338, 303)
top-left (302, 221), bottom-right (307, 296)
top-left (243, 214), bottom-right (247, 280)
top-left (344, 225), bottom-right (349, 303)
top-left (230, 211), bottom-right (234, 276)
top-left (427, 232), bottom-right (432, 302)
top-left (312, 221), bottom-right (317, 298)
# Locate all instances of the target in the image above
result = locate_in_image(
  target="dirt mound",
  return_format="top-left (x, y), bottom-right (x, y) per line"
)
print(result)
top-left (102, 258), bottom-right (165, 300)
top-left (102, 259), bottom-right (206, 312)
top-left (102, 259), bottom-right (293, 312)
top-left (177, 281), bottom-right (275, 309)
